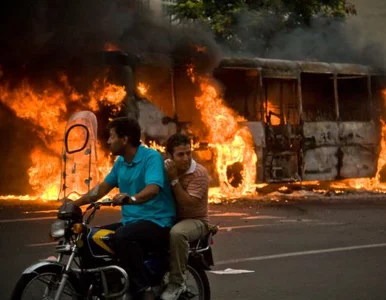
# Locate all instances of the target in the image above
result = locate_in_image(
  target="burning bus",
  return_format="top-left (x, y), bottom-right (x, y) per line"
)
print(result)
top-left (0, 50), bottom-right (385, 200)
top-left (214, 58), bottom-right (384, 184)
top-left (132, 55), bottom-right (386, 192)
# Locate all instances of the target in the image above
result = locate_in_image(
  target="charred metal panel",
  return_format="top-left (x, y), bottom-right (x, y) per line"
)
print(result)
top-left (339, 121), bottom-right (378, 178)
top-left (302, 147), bottom-right (339, 181)
top-left (340, 146), bottom-right (377, 178)
top-left (255, 148), bottom-right (264, 182)
top-left (257, 58), bottom-right (298, 79)
top-left (303, 122), bottom-right (339, 147)
top-left (266, 152), bottom-right (299, 182)
top-left (331, 63), bottom-right (370, 76)
top-left (302, 121), bottom-right (378, 180)
top-left (219, 58), bottom-right (258, 69)
top-left (219, 57), bottom-right (377, 77)
top-left (244, 122), bottom-right (265, 182)
top-left (298, 61), bottom-right (333, 74)
top-left (339, 122), bottom-right (378, 145)
top-left (244, 122), bottom-right (265, 147)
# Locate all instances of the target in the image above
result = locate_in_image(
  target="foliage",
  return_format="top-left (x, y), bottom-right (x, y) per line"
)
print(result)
top-left (169, 0), bottom-right (357, 52)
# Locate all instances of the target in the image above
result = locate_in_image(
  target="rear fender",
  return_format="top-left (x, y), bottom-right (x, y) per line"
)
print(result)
top-left (189, 248), bottom-right (214, 271)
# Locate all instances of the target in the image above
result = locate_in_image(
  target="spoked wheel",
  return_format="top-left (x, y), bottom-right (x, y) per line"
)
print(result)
top-left (180, 264), bottom-right (210, 300)
top-left (11, 267), bottom-right (80, 300)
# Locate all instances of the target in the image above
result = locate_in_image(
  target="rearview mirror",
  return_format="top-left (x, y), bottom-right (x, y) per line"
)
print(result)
top-left (65, 124), bottom-right (89, 154)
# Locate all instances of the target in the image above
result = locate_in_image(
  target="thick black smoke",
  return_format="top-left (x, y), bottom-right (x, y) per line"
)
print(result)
top-left (0, 0), bottom-right (131, 65)
top-left (0, 0), bottom-right (220, 70)
top-left (222, 0), bottom-right (386, 68)
top-left (0, 0), bottom-right (221, 195)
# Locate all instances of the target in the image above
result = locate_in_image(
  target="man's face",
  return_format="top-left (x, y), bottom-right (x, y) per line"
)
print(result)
top-left (171, 144), bottom-right (192, 173)
top-left (107, 128), bottom-right (126, 155)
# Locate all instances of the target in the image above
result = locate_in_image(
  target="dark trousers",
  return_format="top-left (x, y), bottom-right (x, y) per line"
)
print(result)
top-left (103, 220), bottom-right (170, 291)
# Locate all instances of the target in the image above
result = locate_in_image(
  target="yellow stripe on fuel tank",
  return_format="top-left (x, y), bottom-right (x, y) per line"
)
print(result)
top-left (92, 229), bottom-right (114, 254)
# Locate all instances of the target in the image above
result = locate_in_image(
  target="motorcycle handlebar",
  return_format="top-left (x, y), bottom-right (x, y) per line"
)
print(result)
top-left (85, 198), bottom-right (114, 211)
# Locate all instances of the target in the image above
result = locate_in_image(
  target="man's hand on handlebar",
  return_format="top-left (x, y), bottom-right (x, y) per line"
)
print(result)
top-left (112, 193), bottom-right (130, 206)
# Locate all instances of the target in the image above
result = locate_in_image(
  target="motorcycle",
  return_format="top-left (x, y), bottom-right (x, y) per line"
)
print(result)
top-left (10, 111), bottom-right (217, 300)
top-left (10, 198), bottom-right (217, 300)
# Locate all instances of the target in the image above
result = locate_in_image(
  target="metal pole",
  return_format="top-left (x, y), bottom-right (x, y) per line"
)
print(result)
top-left (258, 68), bottom-right (264, 121)
top-left (297, 73), bottom-right (303, 121)
top-left (333, 73), bottom-right (340, 120)
top-left (170, 68), bottom-right (177, 119)
top-left (280, 81), bottom-right (284, 124)
top-left (367, 75), bottom-right (373, 120)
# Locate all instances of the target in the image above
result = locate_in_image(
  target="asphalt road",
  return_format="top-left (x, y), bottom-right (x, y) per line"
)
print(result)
top-left (1, 200), bottom-right (386, 300)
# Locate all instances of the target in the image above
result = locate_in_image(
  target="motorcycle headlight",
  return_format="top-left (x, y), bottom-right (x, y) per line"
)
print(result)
top-left (50, 220), bottom-right (68, 238)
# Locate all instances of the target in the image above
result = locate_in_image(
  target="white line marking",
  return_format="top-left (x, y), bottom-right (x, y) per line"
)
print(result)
top-left (242, 216), bottom-right (283, 220)
top-left (23, 210), bottom-right (57, 214)
top-left (217, 221), bottom-right (340, 231)
top-left (216, 243), bottom-right (386, 265)
top-left (27, 242), bottom-right (57, 247)
top-left (278, 219), bottom-right (314, 223)
top-left (0, 216), bottom-right (56, 223)
top-left (210, 213), bottom-right (249, 217)
top-left (219, 224), bottom-right (285, 231)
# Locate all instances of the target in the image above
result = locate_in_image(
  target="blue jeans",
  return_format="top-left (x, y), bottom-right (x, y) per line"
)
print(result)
top-left (103, 220), bottom-right (170, 291)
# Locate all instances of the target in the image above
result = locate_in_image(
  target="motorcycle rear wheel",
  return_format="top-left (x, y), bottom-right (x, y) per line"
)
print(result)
top-left (182, 264), bottom-right (211, 300)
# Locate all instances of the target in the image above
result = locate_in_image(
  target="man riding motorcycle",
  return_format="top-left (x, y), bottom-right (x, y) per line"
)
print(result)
top-left (67, 116), bottom-right (176, 300)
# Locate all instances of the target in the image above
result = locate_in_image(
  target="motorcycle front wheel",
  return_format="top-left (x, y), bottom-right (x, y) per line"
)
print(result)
top-left (10, 264), bottom-right (80, 300)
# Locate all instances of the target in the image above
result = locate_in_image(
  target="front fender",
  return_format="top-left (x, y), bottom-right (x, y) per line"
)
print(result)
top-left (11, 260), bottom-right (83, 300)
top-left (22, 260), bottom-right (66, 275)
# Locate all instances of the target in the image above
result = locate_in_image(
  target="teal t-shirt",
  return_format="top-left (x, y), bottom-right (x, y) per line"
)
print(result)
top-left (104, 145), bottom-right (175, 227)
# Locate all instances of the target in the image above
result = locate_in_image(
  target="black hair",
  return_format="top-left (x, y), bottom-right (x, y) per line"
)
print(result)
top-left (107, 117), bottom-right (141, 147)
top-left (166, 133), bottom-right (191, 155)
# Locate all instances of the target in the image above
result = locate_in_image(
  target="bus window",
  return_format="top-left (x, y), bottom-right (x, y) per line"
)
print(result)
top-left (338, 76), bottom-right (370, 121)
top-left (301, 73), bottom-right (335, 121)
top-left (263, 78), bottom-right (299, 125)
top-left (214, 68), bottom-right (263, 121)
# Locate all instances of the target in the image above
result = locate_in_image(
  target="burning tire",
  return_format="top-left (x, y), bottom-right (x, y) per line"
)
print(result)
top-left (226, 162), bottom-right (244, 188)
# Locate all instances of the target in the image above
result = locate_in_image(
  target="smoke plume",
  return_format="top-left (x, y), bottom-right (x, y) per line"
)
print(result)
top-left (222, 0), bottom-right (386, 69)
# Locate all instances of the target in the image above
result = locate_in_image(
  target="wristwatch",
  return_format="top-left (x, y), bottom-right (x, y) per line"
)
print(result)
top-left (122, 195), bottom-right (136, 205)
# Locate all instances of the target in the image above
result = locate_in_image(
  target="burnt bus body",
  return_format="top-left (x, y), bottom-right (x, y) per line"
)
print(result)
top-left (214, 58), bottom-right (384, 183)
top-left (96, 52), bottom-right (386, 184)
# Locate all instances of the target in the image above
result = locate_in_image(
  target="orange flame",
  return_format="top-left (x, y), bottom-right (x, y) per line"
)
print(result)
top-left (89, 79), bottom-right (127, 114)
top-left (265, 100), bottom-right (281, 125)
top-left (137, 82), bottom-right (150, 97)
top-left (147, 141), bottom-right (166, 153)
top-left (186, 64), bottom-right (196, 83)
top-left (189, 66), bottom-right (257, 198)
top-left (195, 45), bottom-right (207, 53)
top-left (0, 74), bottom-right (126, 200)
top-left (104, 42), bottom-right (121, 52)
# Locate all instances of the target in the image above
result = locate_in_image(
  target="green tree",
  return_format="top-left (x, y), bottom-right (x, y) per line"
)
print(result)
top-left (169, 0), bottom-right (356, 53)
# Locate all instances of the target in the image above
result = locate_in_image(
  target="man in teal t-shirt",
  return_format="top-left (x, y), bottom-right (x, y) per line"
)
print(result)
top-left (73, 117), bottom-right (175, 300)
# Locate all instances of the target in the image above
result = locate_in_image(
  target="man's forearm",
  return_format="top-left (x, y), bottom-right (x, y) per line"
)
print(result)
top-left (74, 183), bottom-right (112, 206)
top-left (172, 182), bottom-right (196, 205)
top-left (73, 186), bottom-right (100, 206)
top-left (132, 184), bottom-right (160, 203)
